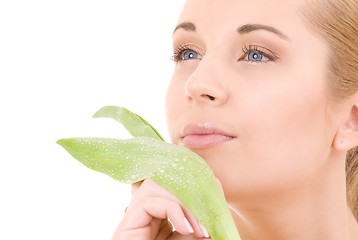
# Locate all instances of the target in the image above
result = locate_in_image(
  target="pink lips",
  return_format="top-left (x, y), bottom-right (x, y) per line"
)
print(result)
top-left (181, 123), bottom-right (234, 149)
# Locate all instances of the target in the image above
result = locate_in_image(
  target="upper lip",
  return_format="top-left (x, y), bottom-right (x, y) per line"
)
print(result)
top-left (181, 123), bottom-right (234, 138)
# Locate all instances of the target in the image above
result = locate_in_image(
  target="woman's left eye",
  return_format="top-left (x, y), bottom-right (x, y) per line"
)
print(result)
top-left (245, 51), bottom-right (269, 62)
top-left (239, 45), bottom-right (278, 63)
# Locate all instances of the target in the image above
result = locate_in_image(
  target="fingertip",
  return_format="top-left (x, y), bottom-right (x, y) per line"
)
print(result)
top-left (199, 222), bottom-right (210, 238)
top-left (216, 177), bottom-right (224, 194)
top-left (184, 217), bottom-right (194, 233)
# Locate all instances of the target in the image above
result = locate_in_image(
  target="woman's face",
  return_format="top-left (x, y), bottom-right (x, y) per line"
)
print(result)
top-left (166, 0), bottom-right (335, 201)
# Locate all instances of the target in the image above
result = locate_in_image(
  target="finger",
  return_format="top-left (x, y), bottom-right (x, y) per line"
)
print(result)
top-left (122, 197), bottom-right (194, 235)
top-left (182, 208), bottom-right (209, 238)
top-left (131, 180), bottom-right (143, 196)
top-left (154, 220), bottom-right (173, 240)
top-left (216, 177), bottom-right (224, 194)
top-left (138, 179), bottom-right (209, 238)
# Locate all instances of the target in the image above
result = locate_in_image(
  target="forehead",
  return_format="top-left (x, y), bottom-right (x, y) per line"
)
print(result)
top-left (178, 0), bottom-right (307, 38)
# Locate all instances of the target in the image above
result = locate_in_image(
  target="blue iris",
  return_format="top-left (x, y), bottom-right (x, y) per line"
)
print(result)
top-left (248, 51), bottom-right (263, 61)
top-left (182, 50), bottom-right (202, 60)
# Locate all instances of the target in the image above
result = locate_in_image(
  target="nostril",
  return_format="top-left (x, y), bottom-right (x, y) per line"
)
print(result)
top-left (203, 94), bottom-right (215, 101)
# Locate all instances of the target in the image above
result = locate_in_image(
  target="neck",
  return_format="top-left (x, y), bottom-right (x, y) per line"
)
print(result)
top-left (228, 153), bottom-right (358, 240)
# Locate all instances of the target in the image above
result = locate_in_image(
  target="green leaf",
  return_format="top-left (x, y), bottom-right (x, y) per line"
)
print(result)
top-left (57, 137), bottom-right (241, 240)
top-left (93, 106), bottom-right (164, 141)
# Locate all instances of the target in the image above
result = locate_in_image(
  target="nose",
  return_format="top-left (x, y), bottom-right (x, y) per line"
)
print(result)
top-left (185, 60), bottom-right (230, 106)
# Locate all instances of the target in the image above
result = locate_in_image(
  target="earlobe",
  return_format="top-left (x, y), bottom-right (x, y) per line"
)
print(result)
top-left (332, 104), bottom-right (358, 152)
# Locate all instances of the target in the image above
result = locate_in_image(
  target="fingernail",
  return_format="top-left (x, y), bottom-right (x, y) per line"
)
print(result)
top-left (199, 223), bottom-right (209, 238)
top-left (184, 217), bottom-right (194, 233)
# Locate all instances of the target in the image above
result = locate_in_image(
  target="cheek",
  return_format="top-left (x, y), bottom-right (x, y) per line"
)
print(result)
top-left (165, 64), bottom-right (200, 143)
top-left (247, 90), bottom-right (327, 154)
top-left (165, 74), bottom-right (185, 143)
top-left (218, 86), bottom-right (332, 198)
top-left (238, 66), bottom-right (332, 180)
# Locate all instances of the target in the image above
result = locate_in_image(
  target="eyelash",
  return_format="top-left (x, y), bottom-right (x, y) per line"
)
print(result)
top-left (172, 44), bottom-right (195, 63)
top-left (172, 44), bottom-right (279, 63)
top-left (240, 44), bottom-right (279, 63)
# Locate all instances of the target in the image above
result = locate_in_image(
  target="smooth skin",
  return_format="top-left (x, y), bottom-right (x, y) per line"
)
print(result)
top-left (113, 0), bottom-right (358, 239)
top-left (112, 179), bottom-right (210, 239)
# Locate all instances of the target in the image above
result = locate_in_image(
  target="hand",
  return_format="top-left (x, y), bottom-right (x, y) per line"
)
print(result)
top-left (111, 179), bottom-right (210, 240)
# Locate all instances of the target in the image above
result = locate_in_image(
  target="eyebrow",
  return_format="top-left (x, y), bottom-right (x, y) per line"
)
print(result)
top-left (173, 22), bottom-right (196, 35)
top-left (237, 24), bottom-right (291, 41)
top-left (173, 22), bottom-right (291, 41)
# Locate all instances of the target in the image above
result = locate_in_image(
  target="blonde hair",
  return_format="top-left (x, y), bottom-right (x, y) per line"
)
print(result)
top-left (300, 0), bottom-right (358, 220)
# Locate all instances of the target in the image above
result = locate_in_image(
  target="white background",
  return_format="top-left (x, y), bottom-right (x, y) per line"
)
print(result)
top-left (0, 1), bottom-right (185, 239)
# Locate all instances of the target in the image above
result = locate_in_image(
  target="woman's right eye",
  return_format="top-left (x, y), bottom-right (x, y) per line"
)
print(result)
top-left (173, 46), bottom-right (203, 63)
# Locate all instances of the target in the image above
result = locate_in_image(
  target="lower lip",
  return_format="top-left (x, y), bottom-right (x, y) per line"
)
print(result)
top-left (182, 134), bottom-right (233, 148)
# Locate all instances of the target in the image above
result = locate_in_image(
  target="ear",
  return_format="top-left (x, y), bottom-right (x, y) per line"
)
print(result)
top-left (332, 104), bottom-right (358, 152)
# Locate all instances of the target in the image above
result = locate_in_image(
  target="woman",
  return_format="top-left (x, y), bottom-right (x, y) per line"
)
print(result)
top-left (113, 0), bottom-right (358, 239)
